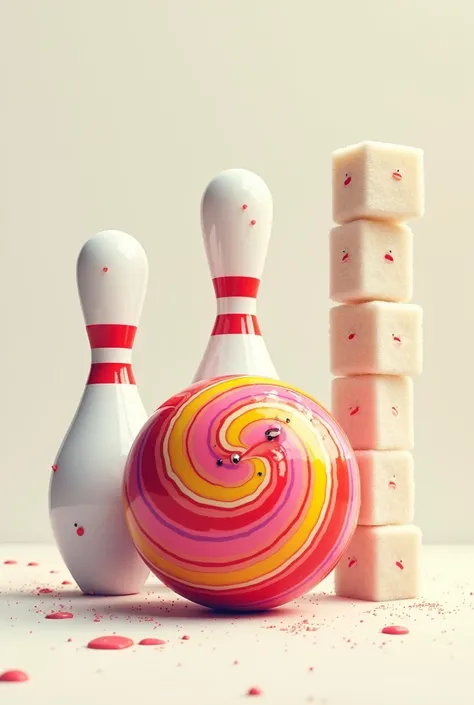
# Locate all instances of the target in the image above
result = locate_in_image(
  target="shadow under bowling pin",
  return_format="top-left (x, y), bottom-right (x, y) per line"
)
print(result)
top-left (193, 168), bottom-right (278, 383)
top-left (49, 230), bottom-right (150, 596)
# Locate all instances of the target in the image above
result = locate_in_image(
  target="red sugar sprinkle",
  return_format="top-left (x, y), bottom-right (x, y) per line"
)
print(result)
top-left (87, 636), bottom-right (134, 650)
top-left (138, 638), bottom-right (166, 646)
top-left (381, 625), bottom-right (409, 636)
top-left (3, 560), bottom-right (17, 565)
top-left (247, 686), bottom-right (262, 696)
top-left (0, 670), bottom-right (29, 682)
top-left (46, 612), bottom-right (74, 620)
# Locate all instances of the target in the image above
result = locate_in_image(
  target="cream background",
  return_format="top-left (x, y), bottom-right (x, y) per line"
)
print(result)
top-left (0, 0), bottom-right (466, 543)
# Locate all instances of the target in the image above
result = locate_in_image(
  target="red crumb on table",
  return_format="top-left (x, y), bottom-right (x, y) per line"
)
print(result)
top-left (0, 670), bottom-right (29, 682)
top-left (381, 625), bottom-right (409, 636)
top-left (181, 635), bottom-right (190, 640)
top-left (138, 638), bottom-right (166, 646)
top-left (3, 560), bottom-right (17, 565)
top-left (27, 562), bottom-right (39, 566)
top-left (247, 686), bottom-right (262, 696)
top-left (46, 612), bottom-right (74, 620)
top-left (87, 636), bottom-right (134, 650)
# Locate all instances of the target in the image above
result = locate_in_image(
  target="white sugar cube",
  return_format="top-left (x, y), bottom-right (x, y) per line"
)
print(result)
top-left (334, 524), bottom-right (422, 601)
top-left (332, 141), bottom-right (424, 225)
top-left (357, 450), bottom-right (414, 526)
top-left (330, 220), bottom-right (413, 304)
top-left (331, 375), bottom-right (414, 450)
top-left (330, 302), bottom-right (423, 376)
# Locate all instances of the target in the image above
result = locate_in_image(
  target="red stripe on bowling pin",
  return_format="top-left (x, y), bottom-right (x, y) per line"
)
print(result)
top-left (87, 324), bottom-right (137, 349)
top-left (213, 276), bottom-right (260, 298)
top-left (87, 363), bottom-right (136, 385)
top-left (211, 314), bottom-right (262, 336)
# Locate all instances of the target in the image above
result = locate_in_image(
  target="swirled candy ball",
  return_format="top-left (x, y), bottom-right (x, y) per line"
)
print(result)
top-left (124, 375), bottom-right (360, 611)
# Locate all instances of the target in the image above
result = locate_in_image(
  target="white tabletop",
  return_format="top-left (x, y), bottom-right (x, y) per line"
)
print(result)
top-left (0, 543), bottom-right (472, 705)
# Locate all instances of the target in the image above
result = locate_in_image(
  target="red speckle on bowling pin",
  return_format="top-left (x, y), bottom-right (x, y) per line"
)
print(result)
top-left (392, 169), bottom-right (402, 181)
top-left (395, 560), bottom-right (404, 570)
top-left (0, 670), bottom-right (29, 682)
top-left (74, 523), bottom-right (84, 537)
top-left (347, 332), bottom-right (356, 341)
top-left (52, 464), bottom-right (58, 472)
top-left (391, 406), bottom-right (399, 417)
top-left (342, 249), bottom-right (349, 263)
top-left (349, 405), bottom-right (360, 416)
top-left (348, 557), bottom-right (357, 568)
top-left (344, 173), bottom-right (352, 187)
top-left (3, 560), bottom-right (17, 565)
top-left (102, 266), bottom-right (108, 272)
top-left (250, 219), bottom-right (256, 226)
top-left (385, 250), bottom-right (394, 262)
top-left (392, 334), bottom-right (402, 345)
top-left (27, 562), bottom-right (39, 567)
top-left (389, 478), bottom-right (397, 489)
top-left (242, 204), bottom-right (248, 210)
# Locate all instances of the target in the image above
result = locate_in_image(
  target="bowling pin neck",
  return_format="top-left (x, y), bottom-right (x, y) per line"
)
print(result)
top-left (211, 275), bottom-right (261, 336)
top-left (86, 324), bottom-right (137, 386)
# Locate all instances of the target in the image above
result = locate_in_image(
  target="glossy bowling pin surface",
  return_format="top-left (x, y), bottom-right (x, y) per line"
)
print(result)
top-left (49, 230), bottom-right (150, 596)
top-left (193, 168), bottom-right (278, 382)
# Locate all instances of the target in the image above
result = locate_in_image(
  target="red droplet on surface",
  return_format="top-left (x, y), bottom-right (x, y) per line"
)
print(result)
top-left (61, 580), bottom-right (72, 585)
top-left (250, 219), bottom-right (256, 226)
top-left (87, 636), bottom-right (134, 650)
top-left (242, 204), bottom-right (248, 210)
top-left (138, 638), bottom-right (166, 646)
top-left (52, 464), bottom-right (58, 472)
top-left (76, 526), bottom-right (84, 537)
top-left (0, 670), bottom-right (29, 682)
top-left (38, 588), bottom-right (53, 594)
top-left (247, 687), bottom-right (263, 696)
top-left (46, 611), bottom-right (74, 620)
top-left (27, 562), bottom-right (39, 567)
top-left (67, 638), bottom-right (72, 642)
top-left (102, 266), bottom-right (109, 272)
top-left (381, 625), bottom-right (409, 636)
top-left (181, 635), bottom-right (190, 640)
top-left (3, 560), bottom-right (17, 565)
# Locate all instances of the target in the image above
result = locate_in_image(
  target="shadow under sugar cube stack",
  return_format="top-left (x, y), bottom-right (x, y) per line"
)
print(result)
top-left (329, 141), bottom-right (424, 601)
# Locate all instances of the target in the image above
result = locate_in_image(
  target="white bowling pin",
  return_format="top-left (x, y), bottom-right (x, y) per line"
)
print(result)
top-left (193, 168), bottom-right (278, 382)
top-left (49, 230), bottom-right (149, 596)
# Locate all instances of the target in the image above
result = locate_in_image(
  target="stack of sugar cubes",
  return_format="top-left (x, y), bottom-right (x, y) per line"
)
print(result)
top-left (329, 141), bottom-right (424, 601)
